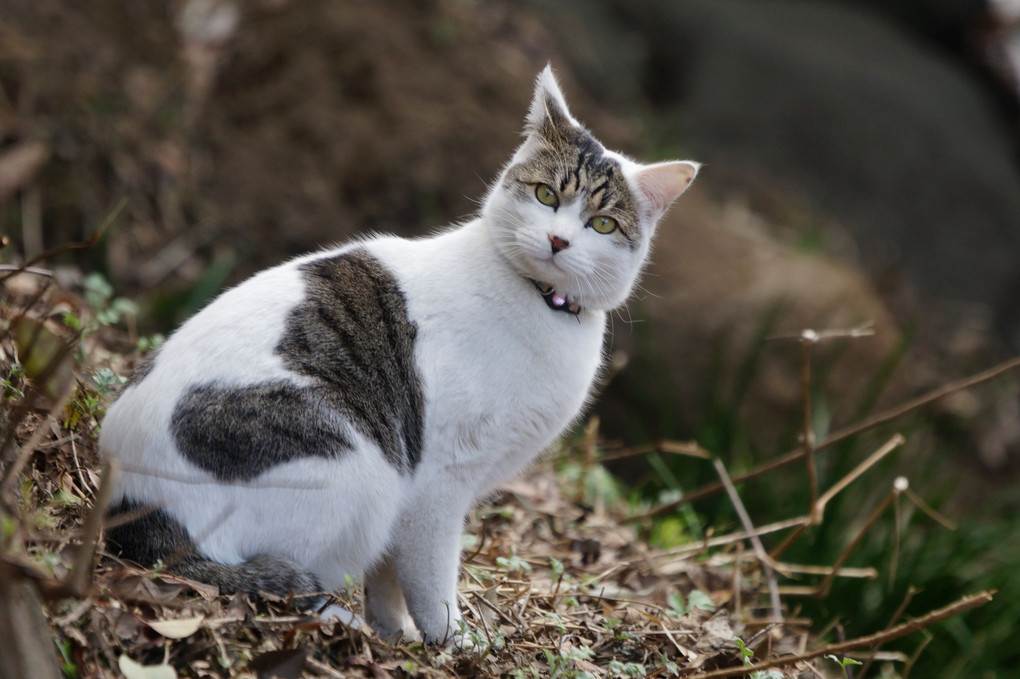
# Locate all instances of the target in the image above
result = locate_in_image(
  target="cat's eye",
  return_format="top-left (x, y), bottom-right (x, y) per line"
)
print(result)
top-left (535, 184), bottom-right (559, 208)
top-left (589, 216), bottom-right (618, 234)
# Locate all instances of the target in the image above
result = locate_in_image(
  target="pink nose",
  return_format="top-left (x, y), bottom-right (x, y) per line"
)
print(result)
top-left (549, 235), bottom-right (570, 254)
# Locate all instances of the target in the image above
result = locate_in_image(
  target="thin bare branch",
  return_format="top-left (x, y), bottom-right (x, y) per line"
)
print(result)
top-left (631, 355), bottom-right (1020, 522)
top-left (0, 197), bottom-right (126, 285)
top-left (712, 458), bottom-right (783, 619)
top-left (800, 332), bottom-right (819, 513)
top-left (815, 434), bottom-right (905, 516)
top-left (684, 591), bottom-right (994, 679)
top-left (815, 488), bottom-right (897, 599)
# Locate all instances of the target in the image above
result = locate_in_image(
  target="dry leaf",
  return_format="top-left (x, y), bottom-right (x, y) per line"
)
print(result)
top-left (251, 648), bottom-right (307, 679)
top-left (118, 655), bottom-right (178, 679)
top-left (145, 614), bottom-right (205, 639)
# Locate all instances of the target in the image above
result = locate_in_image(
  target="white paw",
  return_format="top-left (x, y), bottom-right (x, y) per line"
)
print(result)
top-left (318, 604), bottom-right (365, 630)
top-left (427, 622), bottom-right (480, 651)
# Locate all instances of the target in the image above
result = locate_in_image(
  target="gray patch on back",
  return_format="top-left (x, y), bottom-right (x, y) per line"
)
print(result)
top-left (172, 381), bottom-right (354, 480)
top-left (168, 248), bottom-right (423, 479)
top-left (276, 249), bottom-right (424, 472)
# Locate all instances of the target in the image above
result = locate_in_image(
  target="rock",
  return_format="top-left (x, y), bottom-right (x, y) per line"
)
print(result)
top-left (599, 190), bottom-right (903, 450)
top-left (624, 0), bottom-right (1020, 340)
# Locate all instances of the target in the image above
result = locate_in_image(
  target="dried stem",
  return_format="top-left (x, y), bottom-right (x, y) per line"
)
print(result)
top-left (683, 591), bottom-right (994, 679)
top-left (712, 458), bottom-right (783, 619)
top-left (815, 488), bottom-right (897, 599)
top-left (814, 434), bottom-right (904, 517)
top-left (632, 355), bottom-right (1020, 522)
top-left (800, 332), bottom-right (819, 513)
top-left (858, 586), bottom-right (918, 677)
top-left (768, 434), bottom-right (904, 562)
top-left (0, 197), bottom-right (126, 285)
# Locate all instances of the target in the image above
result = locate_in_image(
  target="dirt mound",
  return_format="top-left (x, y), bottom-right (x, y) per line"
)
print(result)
top-left (2, 0), bottom-right (633, 307)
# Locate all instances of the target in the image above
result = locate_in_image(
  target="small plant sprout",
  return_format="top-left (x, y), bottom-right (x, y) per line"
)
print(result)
top-left (549, 555), bottom-right (573, 602)
top-left (733, 637), bottom-right (785, 679)
top-left (83, 272), bottom-right (139, 328)
top-left (826, 654), bottom-right (863, 678)
top-left (91, 367), bottom-right (126, 396)
top-left (2, 360), bottom-right (25, 400)
top-left (512, 645), bottom-right (595, 679)
top-left (608, 660), bottom-right (647, 677)
top-left (495, 552), bottom-right (531, 575)
top-left (550, 555), bottom-right (565, 583)
top-left (600, 617), bottom-right (632, 641)
top-left (136, 333), bottom-right (165, 353)
top-left (668, 589), bottom-right (716, 618)
top-left (660, 653), bottom-right (680, 677)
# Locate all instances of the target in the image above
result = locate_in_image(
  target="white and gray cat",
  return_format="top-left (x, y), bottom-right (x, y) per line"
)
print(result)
top-left (99, 66), bottom-right (698, 643)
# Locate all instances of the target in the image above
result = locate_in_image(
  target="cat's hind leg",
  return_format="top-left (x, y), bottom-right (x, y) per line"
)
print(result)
top-left (106, 500), bottom-right (327, 611)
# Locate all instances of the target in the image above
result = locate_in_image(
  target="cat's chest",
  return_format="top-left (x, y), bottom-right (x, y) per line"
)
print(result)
top-left (419, 302), bottom-right (602, 406)
top-left (414, 301), bottom-right (604, 478)
top-left (367, 235), bottom-right (604, 465)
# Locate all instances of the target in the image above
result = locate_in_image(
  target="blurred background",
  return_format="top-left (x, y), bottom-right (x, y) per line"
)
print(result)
top-left (3, 0), bottom-right (1020, 676)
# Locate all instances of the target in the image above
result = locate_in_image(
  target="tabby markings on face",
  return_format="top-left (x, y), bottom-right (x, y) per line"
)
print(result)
top-left (171, 249), bottom-right (425, 481)
top-left (506, 121), bottom-right (640, 249)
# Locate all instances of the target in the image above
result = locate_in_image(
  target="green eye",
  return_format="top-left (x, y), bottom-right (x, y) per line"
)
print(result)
top-left (589, 216), bottom-right (618, 234)
top-left (535, 183), bottom-right (559, 208)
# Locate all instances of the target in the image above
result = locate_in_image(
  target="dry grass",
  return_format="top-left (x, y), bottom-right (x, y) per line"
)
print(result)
top-left (1, 267), bottom-right (1000, 678)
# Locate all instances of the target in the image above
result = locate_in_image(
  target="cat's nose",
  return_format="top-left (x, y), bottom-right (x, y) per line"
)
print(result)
top-left (549, 234), bottom-right (570, 254)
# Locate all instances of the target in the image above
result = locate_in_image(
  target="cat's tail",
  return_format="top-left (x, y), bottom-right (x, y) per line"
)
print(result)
top-left (105, 499), bottom-right (325, 610)
top-left (171, 553), bottom-right (325, 609)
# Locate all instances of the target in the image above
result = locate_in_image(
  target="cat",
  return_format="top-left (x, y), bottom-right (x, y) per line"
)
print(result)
top-left (99, 65), bottom-right (698, 644)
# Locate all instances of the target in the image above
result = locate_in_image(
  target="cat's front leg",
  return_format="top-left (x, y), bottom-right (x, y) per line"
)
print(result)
top-left (364, 553), bottom-right (418, 640)
top-left (391, 493), bottom-right (468, 644)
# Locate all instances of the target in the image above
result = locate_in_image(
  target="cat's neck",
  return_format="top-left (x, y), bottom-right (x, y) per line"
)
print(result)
top-left (400, 218), bottom-right (601, 324)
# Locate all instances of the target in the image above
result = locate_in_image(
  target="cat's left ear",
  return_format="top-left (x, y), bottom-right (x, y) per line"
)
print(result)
top-left (633, 161), bottom-right (700, 219)
top-left (525, 65), bottom-right (580, 136)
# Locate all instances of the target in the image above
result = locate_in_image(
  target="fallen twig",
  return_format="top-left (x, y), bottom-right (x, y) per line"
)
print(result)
top-left (632, 355), bottom-right (1020, 522)
top-left (682, 591), bottom-right (994, 678)
top-left (0, 197), bottom-right (126, 285)
top-left (712, 458), bottom-right (783, 619)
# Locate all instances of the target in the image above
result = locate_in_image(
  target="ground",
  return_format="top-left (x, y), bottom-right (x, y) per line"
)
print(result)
top-left (2, 254), bottom-right (997, 679)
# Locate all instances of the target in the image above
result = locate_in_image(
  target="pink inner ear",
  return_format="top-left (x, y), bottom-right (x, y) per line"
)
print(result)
top-left (635, 162), bottom-right (699, 215)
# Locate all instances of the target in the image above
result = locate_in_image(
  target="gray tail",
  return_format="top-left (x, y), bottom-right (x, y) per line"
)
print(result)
top-left (105, 499), bottom-right (325, 610)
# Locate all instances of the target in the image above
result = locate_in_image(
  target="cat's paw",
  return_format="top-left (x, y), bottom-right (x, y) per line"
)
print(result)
top-left (367, 609), bottom-right (421, 642)
top-left (377, 623), bottom-right (423, 644)
top-left (427, 620), bottom-right (482, 652)
top-left (318, 604), bottom-right (365, 630)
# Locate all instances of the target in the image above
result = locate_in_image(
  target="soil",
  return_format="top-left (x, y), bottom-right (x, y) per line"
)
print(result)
top-left (2, 0), bottom-right (631, 301)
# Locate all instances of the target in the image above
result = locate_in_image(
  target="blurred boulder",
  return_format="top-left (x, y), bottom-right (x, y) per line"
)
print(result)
top-left (598, 190), bottom-right (902, 450)
top-left (623, 0), bottom-right (1020, 342)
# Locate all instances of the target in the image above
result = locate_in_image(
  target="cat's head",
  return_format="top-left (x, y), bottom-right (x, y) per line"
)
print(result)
top-left (484, 66), bottom-right (699, 312)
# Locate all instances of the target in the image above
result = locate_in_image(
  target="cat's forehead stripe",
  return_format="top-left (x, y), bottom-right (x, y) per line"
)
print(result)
top-left (518, 130), bottom-right (638, 241)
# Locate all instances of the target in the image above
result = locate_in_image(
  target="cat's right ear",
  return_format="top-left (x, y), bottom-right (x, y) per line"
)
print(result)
top-left (524, 65), bottom-right (579, 138)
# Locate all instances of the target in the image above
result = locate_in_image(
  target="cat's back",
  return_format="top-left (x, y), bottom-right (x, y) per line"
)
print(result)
top-left (100, 245), bottom-right (355, 464)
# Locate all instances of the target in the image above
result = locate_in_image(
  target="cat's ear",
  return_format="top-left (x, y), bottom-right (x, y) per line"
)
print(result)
top-left (633, 161), bottom-right (700, 218)
top-left (525, 65), bottom-right (579, 137)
